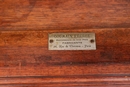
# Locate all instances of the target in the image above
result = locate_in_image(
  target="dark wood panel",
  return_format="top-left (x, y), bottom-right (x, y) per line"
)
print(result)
top-left (0, 28), bottom-right (129, 86)
top-left (0, 0), bottom-right (130, 30)
top-left (0, 29), bottom-right (129, 68)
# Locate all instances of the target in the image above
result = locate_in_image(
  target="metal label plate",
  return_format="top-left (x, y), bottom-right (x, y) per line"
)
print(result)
top-left (48, 33), bottom-right (96, 50)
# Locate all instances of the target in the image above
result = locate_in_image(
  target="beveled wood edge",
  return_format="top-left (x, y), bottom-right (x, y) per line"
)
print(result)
top-left (0, 74), bottom-right (130, 85)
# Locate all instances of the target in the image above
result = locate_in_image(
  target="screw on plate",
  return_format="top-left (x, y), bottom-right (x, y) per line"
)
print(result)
top-left (90, 39), bottom-right (95, 43)
top-left (50, 39), bottom-right (54, 43)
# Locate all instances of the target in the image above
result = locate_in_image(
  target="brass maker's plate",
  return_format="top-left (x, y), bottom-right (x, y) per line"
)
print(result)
top-left (49, 33), bottom-right (96, 50)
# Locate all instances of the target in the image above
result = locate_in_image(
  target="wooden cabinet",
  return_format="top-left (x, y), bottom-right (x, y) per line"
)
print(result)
top-left (0, 0), bottom-right (130, 86)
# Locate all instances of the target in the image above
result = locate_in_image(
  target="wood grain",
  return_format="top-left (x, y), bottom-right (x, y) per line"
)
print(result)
top-left (0, 0), bottom-right (130, 86)
top-left (0, 28), bottom-right (130, 86)
top-left (0, 0), bottom-right (130, 30)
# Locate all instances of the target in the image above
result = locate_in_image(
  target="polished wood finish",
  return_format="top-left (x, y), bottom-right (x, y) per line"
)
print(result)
top-left (0, 0), bottom-right (130, 86)
top-left (0, 0), bottom-right (130, 30)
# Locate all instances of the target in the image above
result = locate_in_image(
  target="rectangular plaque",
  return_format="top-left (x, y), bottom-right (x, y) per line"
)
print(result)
top-left (48, 33), bottom-right (96, 50)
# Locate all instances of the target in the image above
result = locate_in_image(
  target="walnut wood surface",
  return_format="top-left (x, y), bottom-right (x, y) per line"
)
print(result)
top-left (0, 0), bottom-right (130, 30)
top-left (0, 0), bottom-right (130, 87)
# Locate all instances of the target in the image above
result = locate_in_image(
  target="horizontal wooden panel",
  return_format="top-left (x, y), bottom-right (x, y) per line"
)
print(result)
top-left (0, 0), bottom-right (130, 30)
top-left (0, 28), bottom-right (129, 86)
top-left (0, 28), bottom-right (129, 77)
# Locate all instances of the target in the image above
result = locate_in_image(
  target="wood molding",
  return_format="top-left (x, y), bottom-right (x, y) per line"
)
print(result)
top-left (0, 74), bottom-right (130, 86)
